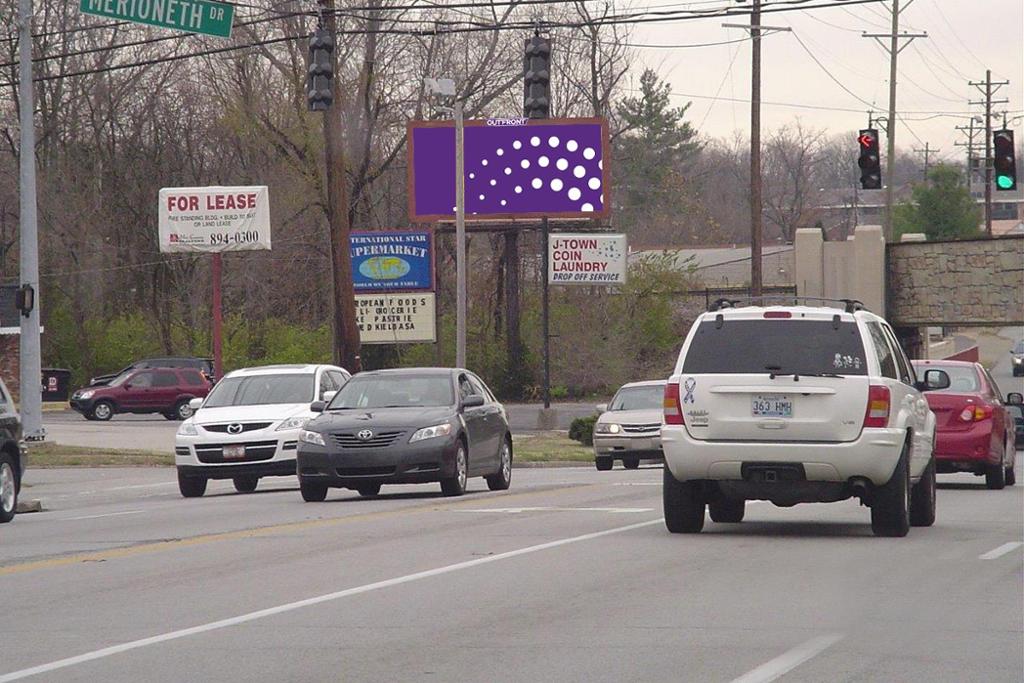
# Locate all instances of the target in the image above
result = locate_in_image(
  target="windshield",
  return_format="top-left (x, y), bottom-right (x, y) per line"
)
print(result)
top-left (108, 371), bottom-right (134, 387)
top-left (329, 374), bottom-right (454, 409)
top-left (1014, 341), bottom-right (1024, 354)
top-left (921, 365), bottom-right (981, 393)
top-left (609, 385), bottom-right (664, 411)
top-left (203, 374), bottom-right (314, 407)
top-left (682, 319), bottom-right (868, 375)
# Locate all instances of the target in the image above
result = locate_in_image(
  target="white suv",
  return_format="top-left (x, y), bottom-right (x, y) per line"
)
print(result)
top-left (661, 300), bottom-right (950, 537)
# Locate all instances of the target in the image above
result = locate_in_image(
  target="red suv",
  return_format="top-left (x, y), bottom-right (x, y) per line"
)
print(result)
top-left (911, 360), bottom-right (1016, 489)
top-left (70, 368), bottom-right (211, 421)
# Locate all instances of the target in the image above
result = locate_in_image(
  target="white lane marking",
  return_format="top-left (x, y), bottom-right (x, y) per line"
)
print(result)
top-left (979, 541), bottom-right (1024, 560)
top-left (731, 633), bottom-right (844, 683)
top-left (451, 506), bottom-right (653, 514)
top-left (0, 518), bottom-right (663, 682)
top-left (61, 510), bottom-right (145, 522)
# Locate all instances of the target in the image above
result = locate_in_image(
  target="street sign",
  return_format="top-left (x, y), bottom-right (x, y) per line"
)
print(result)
top-left (408, 117), bottom-right (610, 221)
top-left (79, 0), bottom-right (234, 38)
top-left (548, 233), bottom-right (627, 285)
top-left (158, 186), bottom-right (271, 253)
top-left (355, 293), bottom-right (436, 344)
top-left (350, 230), bottom-right (434, 292)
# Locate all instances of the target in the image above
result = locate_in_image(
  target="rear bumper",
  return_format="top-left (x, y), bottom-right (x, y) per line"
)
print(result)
top-left (933, 424), bottom-right (998, 465)
top-left (661, 425), bottom-right (905, 486)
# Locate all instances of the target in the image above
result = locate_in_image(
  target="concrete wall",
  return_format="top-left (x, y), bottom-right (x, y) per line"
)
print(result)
top-left (887, 235), bottom-right (1024, 326)
top-left (794, 225), bottom-right (886, 314)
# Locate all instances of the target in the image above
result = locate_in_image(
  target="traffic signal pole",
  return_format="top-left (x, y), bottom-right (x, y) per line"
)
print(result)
top-left (17, 0), bottom-right (44, 441)
top-left (750, 0), bottom-right (762, 298)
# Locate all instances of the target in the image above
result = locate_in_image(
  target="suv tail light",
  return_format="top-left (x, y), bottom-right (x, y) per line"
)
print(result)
top-left (863, 385), bottom-right (890, 428)
top-left (664, 382), bottom-right (684, 425)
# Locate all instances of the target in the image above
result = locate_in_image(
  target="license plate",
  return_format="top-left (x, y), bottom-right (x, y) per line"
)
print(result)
top-left (223, 444), bottom-right (246, 460)
top-left (751, 395), bottom-right (793, 418)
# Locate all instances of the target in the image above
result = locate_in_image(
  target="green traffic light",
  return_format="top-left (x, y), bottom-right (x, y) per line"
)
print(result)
top-left (996, 175), bottom-right (1014, 189)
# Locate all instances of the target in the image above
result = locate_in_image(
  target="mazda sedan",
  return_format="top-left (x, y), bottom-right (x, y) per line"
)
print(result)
top-left (296, 368), bottom-right (512, 501)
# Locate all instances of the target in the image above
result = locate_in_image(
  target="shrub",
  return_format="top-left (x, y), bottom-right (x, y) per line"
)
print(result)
top-left (568, 415), bottom-right (597, 446)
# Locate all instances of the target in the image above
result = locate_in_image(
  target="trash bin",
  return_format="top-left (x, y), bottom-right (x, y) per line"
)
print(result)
top-left (41, 368), bottom-right (72, 402)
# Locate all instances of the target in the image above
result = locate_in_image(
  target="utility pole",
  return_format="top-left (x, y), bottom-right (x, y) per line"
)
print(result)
top-left (955, 117), bottom-right (982, 192)
top-left (912, 142), bottom-right (938, 180)
top-left (724, 4), bottom-right (789, 297)
top-left (862, 0), bottom-right (927, 241)
top-left (18, 0), bottom-right (43, 441)
top-left (454, 98), bottom-right (466, 369)
top-left (970, 69), bottom-right (1010, 236)
top-left (320, 0), bottom-right (362, 372)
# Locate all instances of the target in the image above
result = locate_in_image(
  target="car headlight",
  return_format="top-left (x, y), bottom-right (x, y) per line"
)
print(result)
top-left (595, 423), bottom-right (621, 434)
top-left (177, 421), bottom-right (198, 436)
top-left (276, 416), bottom-right (310, 432)
top-left (79, 390), bottom-right (95, 400)
top-left (409, 423), bottom-right (453, 443)
top-left (301, 429), bottom-right (326, 447)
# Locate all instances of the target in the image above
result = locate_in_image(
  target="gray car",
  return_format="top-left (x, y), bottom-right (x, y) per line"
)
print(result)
top-left (593, 380), bottom-right (666, 471)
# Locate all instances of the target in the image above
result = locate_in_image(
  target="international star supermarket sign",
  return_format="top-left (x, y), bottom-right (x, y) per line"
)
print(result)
top-left (407, 117), bottom-right (610, 221)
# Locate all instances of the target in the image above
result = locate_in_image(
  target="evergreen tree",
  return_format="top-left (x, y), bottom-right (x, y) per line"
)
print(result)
top-left (893, 164), bottom-right (982, 240)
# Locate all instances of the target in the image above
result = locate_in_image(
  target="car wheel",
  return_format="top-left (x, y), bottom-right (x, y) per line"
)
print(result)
top-left (986, 449), bottom-right (1006, 490)
top-left (177, 469), bottom-right (207, 498)
top-left (623, 456), bottom-right (641, 470)
top-left (871, 447), bottom-right (911, 537)
top-left (909, 457), bottom-right (936, 527)
top-left (300, 480), bottom-right (329, 502)
top-left (595, 457), bottom-right (613, 471)
top-left (0, 452), bottom-right (18, 524)
top-left (91, 400), bottom-right (114, 421)
top-left (663, 466), bottom-right (705, 533)
top-left (486, 438), bottom-right (512, 491)
top-left (709, 497), bottom-right (745, 523)
top-left (441, 442), bottom-right (468, 497)
top-left (173, 400), bottom-right (194, 421)
top-left (233, 476), bottom-right (259, 494)
top-left (357, 484), bottom-right (382, 497)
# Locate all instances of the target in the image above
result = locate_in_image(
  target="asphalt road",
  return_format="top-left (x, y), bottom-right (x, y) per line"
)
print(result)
top-left (2, 466), bottom-right (1021, 682)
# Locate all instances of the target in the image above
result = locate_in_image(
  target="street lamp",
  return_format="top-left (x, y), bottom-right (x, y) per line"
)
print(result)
top-left (425, 78), bottom-right (466, 369)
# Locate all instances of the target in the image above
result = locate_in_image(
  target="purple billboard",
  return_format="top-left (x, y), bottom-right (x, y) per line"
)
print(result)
top-left (407, 117), bottom-right (610, 221)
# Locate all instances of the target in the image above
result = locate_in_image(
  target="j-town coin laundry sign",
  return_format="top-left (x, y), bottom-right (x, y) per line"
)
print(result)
top-left (79, 0), bottom-right (234, 38)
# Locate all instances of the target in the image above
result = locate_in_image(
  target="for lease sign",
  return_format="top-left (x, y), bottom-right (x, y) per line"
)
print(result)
top-left (158, 186), bottom-right (271, 253)
top-left (355, 293), bottom-right (436, 344)
top-left (548, 233), bottom-right (627, 285)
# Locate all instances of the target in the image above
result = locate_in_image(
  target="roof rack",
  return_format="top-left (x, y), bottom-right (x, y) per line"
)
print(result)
top-left (707, 296), bottom-right (866, 314)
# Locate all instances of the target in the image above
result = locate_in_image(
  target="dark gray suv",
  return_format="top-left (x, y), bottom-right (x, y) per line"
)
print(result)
top-left (0, 379), bottom-right (24, 524)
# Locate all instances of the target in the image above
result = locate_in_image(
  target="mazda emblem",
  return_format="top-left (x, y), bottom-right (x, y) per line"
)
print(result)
top-left (357, 429), bottom-right (374, 441)
top-left (227, 423), bottom-right (243, 435)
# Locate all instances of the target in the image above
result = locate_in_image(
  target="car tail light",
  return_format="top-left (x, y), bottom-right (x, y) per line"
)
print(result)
top-left (664, 382), bottom-right (684, 425)
top-left (863, 385), bottom-right (890, 428)
top-left (959, 404), bottom-right (994, 422)
top-left (763, 311), bottom-right (792, 319)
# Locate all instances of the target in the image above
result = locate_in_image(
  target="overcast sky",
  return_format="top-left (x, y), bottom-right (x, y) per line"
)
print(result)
top-left (628, 0), bottom-right (1023, 164)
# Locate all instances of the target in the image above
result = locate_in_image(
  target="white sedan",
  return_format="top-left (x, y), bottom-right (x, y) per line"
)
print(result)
top-left (174, 364), bottom-right (350, 497)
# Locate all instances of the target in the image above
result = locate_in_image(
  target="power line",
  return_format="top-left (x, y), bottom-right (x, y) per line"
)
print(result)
top-left (791, 31), bottom-right (877, 110)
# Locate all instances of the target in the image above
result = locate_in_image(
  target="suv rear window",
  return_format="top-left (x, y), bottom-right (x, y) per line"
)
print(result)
top-left (682, 319), bottom-right (868, 376)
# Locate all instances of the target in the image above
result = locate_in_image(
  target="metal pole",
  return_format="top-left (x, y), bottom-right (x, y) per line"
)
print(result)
top-left (750, 0), bottom-right (763, 297)
top-left (455, 99), bottom-right (467, 368)
top-left (983, 69), bottom-right (993, 237)
top-left (884, 0), bottom-right (899, 242)
top-left (18, 0), bottom-right (43, 441)
top-left (542, 216), bottom-right (550, 410)
top-left (211, 253), bottom-right (223, 380)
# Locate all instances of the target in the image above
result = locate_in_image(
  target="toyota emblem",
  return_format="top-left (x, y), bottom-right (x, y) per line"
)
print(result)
top-left (357, 429), bottom-right (374, 441)
top-left (227, 423), bottom-right (243, 435)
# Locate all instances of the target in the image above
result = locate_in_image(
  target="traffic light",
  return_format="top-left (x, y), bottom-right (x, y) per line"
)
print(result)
top-left (993, 129), bottom-right (1017, 191)
top-left (307, 28), bottom-right (334, 112)
top-left (523, 36), bottom-right (552, 119)
top-left (858, 129), bottom-right (882, 190)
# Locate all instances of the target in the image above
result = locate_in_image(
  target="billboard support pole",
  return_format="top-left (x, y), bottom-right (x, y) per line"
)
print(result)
top-left (211, 253), bottom-right (223, 380)
top-left (542, 216), bottom-right (550, 410)
top-left (455, 100), bottom-right (467, 368)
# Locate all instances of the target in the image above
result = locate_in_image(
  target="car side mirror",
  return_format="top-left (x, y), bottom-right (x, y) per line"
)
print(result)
top-left (919, 369), bottom-right (950, 391)
top-left (188, 398), bottom-right (203, 412)
top-left (310, 401), bottom-right (326, 413)
top-left (595, 404), bottom-right (608, 413)
top-left (462, 395), bottom-right (485, 409)
top-left (1007, 392), bottom-right (1024, 405)
top-left (322, 390), bottom-right (337, 403)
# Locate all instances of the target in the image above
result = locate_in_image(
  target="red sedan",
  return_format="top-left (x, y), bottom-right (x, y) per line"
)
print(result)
top-left (912, 360), bottom-right (1016, 489)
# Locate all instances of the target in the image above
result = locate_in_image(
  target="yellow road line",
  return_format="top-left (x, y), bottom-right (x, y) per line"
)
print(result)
top-left (0, 482), bottom-right (605, 577)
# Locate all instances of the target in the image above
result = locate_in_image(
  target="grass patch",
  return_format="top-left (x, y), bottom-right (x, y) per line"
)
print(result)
top-left (512, 432), bottom-right (593, 463)
top-left (26, 442), bottom-right (173, 468)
